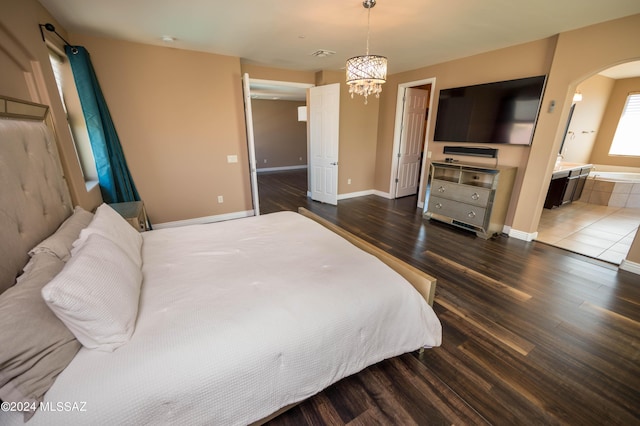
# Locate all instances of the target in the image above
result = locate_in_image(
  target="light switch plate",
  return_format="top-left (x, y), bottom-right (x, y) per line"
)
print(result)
top-left (227, 155), bottom-right (238, 163)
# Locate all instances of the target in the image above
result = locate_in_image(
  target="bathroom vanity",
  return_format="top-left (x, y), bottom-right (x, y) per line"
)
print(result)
top-left (544, 162), bottom-right (592, 209)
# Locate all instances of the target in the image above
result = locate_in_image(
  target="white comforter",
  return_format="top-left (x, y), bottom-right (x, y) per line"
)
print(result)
top-left (8, 211), bottom-right (441, 425)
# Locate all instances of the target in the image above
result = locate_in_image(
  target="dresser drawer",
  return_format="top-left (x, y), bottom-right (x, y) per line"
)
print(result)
top-left (428, 196), bottom-right (487, 227)
top-left (431, 179), bottom-right (491, 207)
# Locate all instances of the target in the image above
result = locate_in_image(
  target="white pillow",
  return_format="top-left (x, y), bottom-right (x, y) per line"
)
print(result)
top-left (74, 203), bottom-right (142, 268)
top-left (42, 233), bottom-right (142, 352)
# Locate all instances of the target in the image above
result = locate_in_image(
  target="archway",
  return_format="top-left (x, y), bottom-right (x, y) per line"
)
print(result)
top-left (535, 60), bottom-right (640, 264)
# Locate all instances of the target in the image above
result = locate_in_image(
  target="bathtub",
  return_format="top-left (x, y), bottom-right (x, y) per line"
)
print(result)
top-left (581, 172), bottom-right (640, 208)
top-left (588, 171), bottom-right (640, 183)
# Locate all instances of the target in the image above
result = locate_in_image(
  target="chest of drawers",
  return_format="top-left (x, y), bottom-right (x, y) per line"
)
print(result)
top-left (424, 162), bottom-right (516, 238)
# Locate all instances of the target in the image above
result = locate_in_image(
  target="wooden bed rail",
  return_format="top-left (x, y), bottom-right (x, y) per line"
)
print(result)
top-left (298, 207), bottom-right (436, 306)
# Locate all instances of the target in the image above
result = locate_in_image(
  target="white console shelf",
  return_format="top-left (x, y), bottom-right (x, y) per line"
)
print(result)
top-left (424, 161), bottom-right (517, 238)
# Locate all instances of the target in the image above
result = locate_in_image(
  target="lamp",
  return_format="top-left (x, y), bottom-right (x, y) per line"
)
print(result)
top-left (346, 0), bottom-right (387, 104)
top-left (573, 90), bottom-right (583, 102)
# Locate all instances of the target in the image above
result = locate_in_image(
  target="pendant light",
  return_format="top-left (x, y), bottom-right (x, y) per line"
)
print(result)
top-left (346, 0), bottom-right (387, 104)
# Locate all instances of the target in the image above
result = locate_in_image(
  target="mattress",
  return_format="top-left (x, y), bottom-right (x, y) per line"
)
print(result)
top-left (3, 211), bottom-right (441, 425)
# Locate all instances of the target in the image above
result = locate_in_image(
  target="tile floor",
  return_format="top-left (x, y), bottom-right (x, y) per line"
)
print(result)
top-left (536, 201), bottom-right (640, 264)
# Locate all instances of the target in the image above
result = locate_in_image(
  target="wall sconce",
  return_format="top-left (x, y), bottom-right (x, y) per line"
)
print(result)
top-left (573, 91), bottom-right (583, 102)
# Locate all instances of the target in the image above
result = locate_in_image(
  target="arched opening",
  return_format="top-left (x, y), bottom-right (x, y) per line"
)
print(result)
top-left (536, 60), bottom-right (640, 264)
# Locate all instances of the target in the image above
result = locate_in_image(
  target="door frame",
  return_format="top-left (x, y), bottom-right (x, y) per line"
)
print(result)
top-left (389, 77), bottom-right (436, 208)
top-left (242, 76), bottom-right (315, 215)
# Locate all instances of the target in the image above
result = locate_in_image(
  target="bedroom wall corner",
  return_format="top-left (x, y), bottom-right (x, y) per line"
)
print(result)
top-left (66, 33), bottom-right (253, 224)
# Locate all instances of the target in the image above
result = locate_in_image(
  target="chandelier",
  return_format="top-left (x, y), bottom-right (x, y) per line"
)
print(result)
top-left (346, 0), bottom-right (387, 104)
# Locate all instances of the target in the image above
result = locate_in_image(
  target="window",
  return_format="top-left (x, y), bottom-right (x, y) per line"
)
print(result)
top-left (48, 49), bottom-right (99, 183)
top-left (608, 92), bottom-right (640, 157)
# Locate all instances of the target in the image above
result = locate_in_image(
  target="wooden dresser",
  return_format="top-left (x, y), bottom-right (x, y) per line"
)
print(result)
top-left (424, 161), bottom-right (517, 239)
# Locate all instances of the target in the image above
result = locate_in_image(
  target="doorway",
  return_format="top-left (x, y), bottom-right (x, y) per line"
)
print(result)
top-left (535, 60), bottom-right (640, 264)
top-left (389, 78), bottom-right (436, 208)
top-left (242, 75), bottom-right (314, 215)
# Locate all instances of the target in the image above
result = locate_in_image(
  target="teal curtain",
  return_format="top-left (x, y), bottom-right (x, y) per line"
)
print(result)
top-left (65, 45), bottom-right (140, 204)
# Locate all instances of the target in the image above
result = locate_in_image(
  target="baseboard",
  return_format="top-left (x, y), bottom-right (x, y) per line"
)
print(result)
top-left (338, 189), bottom-right (375, 200)
top-left (619, 259), bottom-right (640, 275)
top-left (374, 190), bottom-right (393, 199)
top-left (508, 228), bottom-right (538, 242)
top-left (153, 210), bottom-right (255, 229)
top-left (257, 165), bottom-right (307, 173)
top-left (306, 190), bottom-right (393, 202)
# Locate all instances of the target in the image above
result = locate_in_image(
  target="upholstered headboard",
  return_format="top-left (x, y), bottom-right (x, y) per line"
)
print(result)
top-left (0, 96), bottom-right (73, 293)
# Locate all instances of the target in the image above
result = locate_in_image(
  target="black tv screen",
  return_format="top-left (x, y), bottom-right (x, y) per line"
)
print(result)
top-left (433, 75), bottom-right (546, 145)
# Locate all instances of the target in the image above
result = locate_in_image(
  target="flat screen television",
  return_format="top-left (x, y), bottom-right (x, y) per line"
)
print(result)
top-left (433, 75), bottom-right (547, 145)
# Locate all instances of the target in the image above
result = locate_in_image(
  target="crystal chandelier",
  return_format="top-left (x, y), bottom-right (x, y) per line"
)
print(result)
top-left (346, 0), bottom-right (387, 104)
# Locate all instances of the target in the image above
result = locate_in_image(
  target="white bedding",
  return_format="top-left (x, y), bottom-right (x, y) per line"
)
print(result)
top-left (5, 211), bottom-right (441, 425)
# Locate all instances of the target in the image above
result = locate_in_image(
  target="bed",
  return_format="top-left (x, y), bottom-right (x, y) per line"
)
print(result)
top-left (0, 95), bottom-right (441, 425)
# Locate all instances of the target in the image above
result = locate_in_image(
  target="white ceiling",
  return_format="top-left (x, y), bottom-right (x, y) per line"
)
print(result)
top-left (39, 0), bottom-right (640, 76)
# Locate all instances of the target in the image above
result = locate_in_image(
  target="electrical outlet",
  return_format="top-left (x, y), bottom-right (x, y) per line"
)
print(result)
top-left (299, 157), bottom-right (303, 161)
top-left (263, 159), bottom-right (267, 163)
top-left (227, 155), bottom-right (238, 163)
top-left (427, 151), bottom-right (432, 158)
top-left (217, 195), bottom-right (224, 203)
top-left (347, 178), bottom-right (352, 185)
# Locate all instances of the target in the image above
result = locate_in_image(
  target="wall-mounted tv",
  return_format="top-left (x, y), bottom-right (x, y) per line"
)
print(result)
top-left (433, 75), bottom-right (547, 145)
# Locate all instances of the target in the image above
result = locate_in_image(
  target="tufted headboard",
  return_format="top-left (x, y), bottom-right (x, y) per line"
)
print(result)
top-left (0, 96), bottom-right (73, 293)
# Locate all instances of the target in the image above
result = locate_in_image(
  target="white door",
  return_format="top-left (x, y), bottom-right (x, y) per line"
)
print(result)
top-left (396, 87), bottom-right (429, 198)
top-left (309, 83), bottom-right (340, 205)
top-left (242, 73), bottom-right (260, 215)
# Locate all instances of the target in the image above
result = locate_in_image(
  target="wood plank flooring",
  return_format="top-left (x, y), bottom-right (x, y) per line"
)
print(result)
top-left (258, 169), bottom-right (640, 426)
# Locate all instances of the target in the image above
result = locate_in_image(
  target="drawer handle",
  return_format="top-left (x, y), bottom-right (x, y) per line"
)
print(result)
top-left (468, 211), bottom-right (476, 218)
top-left (435, 203), bottom-right (442, 209)
top-left (471, 192), bottom-right (480, 200)
top-left (438, 186), bottom-right (445, 193)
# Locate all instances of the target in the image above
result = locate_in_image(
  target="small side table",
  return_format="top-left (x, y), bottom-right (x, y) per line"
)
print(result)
top-left (110, 201), bottom-right (150, 232)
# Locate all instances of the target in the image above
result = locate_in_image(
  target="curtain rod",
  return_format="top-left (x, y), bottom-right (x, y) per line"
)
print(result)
top-left (39, 23), bottom-right (78, 54)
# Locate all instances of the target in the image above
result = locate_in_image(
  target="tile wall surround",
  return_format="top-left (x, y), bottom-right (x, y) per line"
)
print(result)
top-left (580, 178), bottom-right (640, 208)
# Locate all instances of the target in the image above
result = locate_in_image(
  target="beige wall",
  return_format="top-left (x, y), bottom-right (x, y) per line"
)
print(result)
top-left (376, 37), bottom-right (557, 219)
top-left (317, 71), bottom-right (380, 195)
top-left (374, 15), bottom-right (640, 264)
top-left (0, 0), bottom-right (102, 210)
top-left (513, 15), bottom-right (640, 234)
top-left (252, 99), bottom-right (307, 169)
top-left (68, 34), bottom-right (252, 224)
top-left (562, 75), bottom-right (615, 164)
top-left (590, 77), bottom-right (640, 168)
top-left (511, 14), bottom-right (640, 265)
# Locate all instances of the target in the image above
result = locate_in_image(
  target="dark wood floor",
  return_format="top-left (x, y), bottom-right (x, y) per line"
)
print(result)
top-left (258, 169), bottom-right (640, 426)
